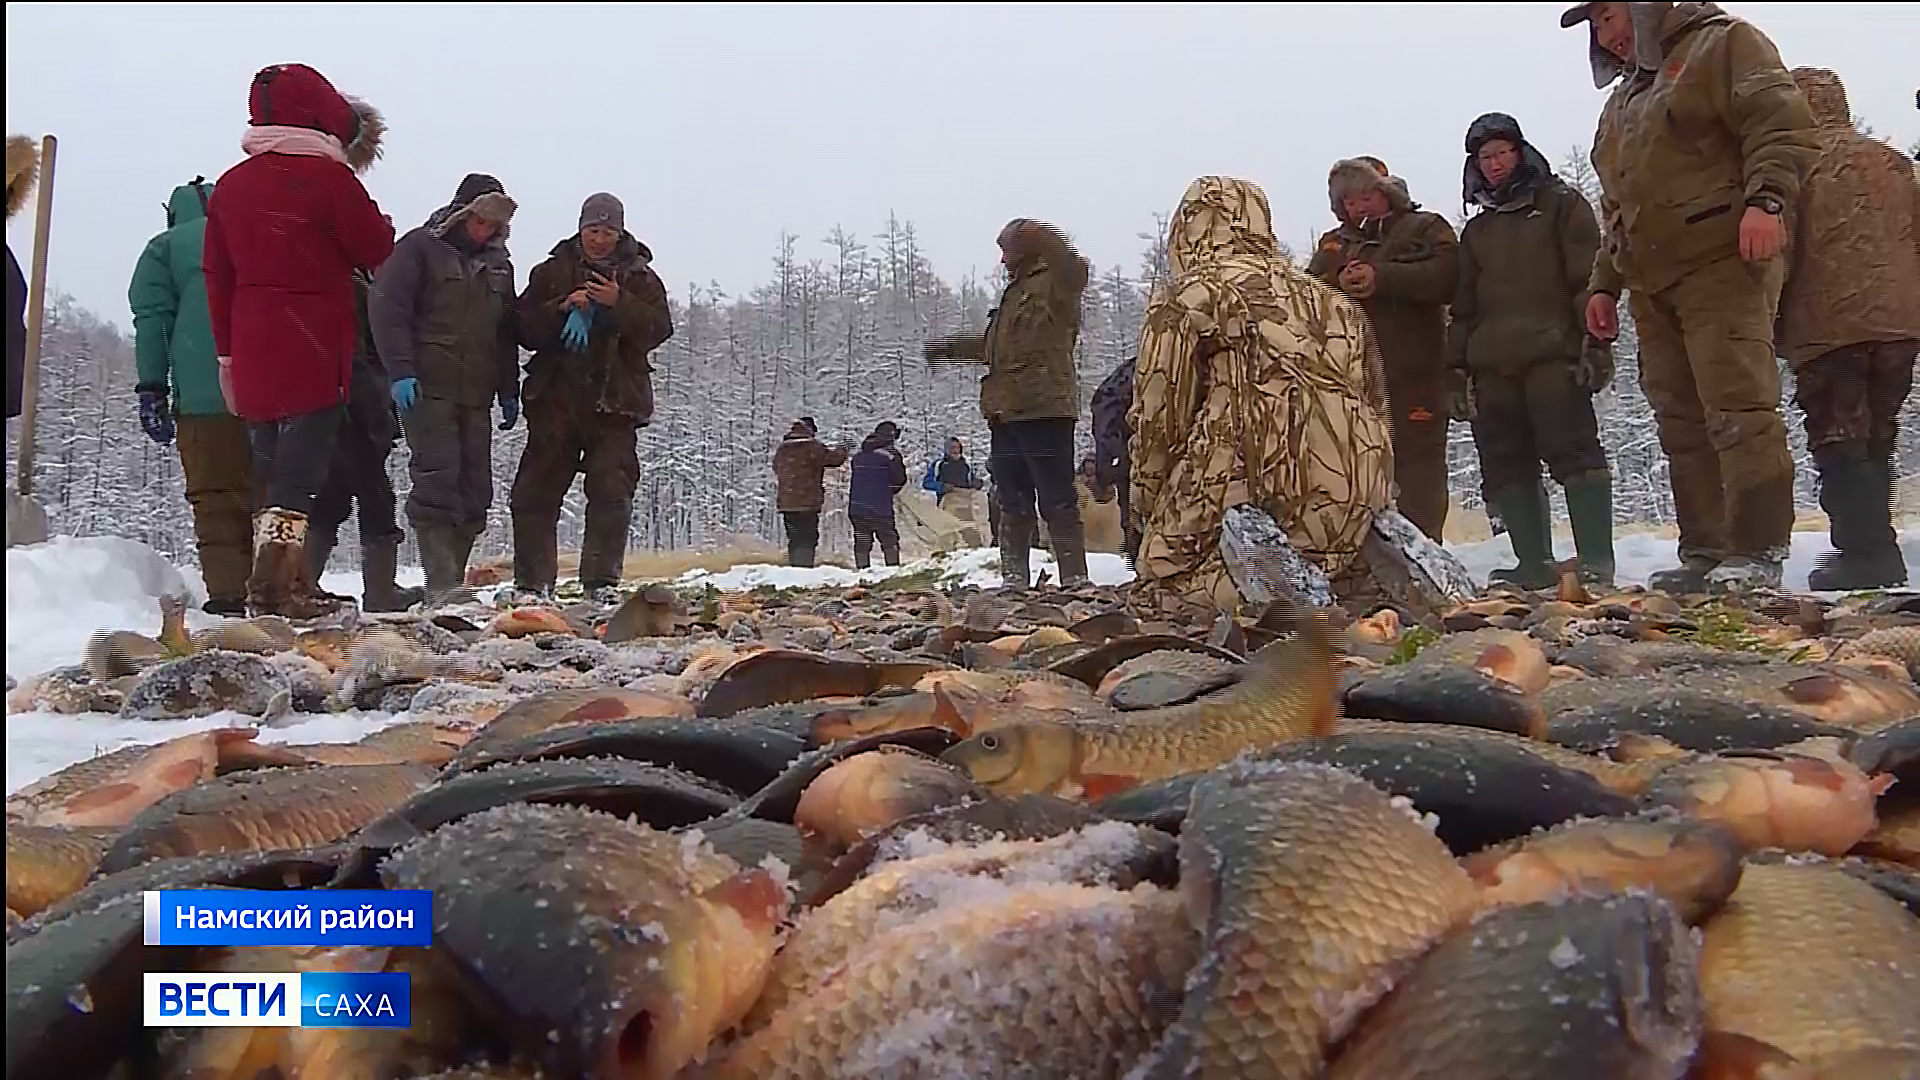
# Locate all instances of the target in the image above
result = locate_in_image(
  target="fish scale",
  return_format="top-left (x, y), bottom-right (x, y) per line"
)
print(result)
top-left (1135, 760), bottom-right (1479, 1080)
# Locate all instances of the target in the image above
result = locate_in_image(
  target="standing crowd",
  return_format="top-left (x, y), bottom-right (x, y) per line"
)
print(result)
top-left (4, 1), bottom-right (1913, 619)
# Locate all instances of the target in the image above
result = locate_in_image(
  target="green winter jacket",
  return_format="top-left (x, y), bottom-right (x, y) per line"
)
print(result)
top-left (129, 179), bottom-right (227, 416)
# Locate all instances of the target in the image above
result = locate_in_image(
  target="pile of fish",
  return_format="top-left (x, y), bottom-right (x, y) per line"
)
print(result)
top-left (6, 568), bottom-right (1920, 1079)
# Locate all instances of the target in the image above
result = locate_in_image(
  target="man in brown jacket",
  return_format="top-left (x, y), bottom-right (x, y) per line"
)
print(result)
top-left (1565, 1), bottom-right (1818, 593)
top-left (1308, 158), bottom-right (1460, 543)
top-left (924, 219), bottom-right (1091, 590)
top-left (1778, 68), bottom-right (1919, 590)
top-left (509, 193), bottom-right (674, 602)
top-left (771, 416), bottom-right (848, 568)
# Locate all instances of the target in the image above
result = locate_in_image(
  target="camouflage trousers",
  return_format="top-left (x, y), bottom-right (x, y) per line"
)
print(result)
top-left (176, 413), bottom-right (257, 604)
top-left (1791, 339), bottom-right (1917, 453)
top-left (1629, 255), bottom-right (1793, 561)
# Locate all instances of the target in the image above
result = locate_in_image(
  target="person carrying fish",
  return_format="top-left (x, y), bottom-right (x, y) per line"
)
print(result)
top-left (1130, 176), bottom-right (1392, 613)
top-left (1775, 67), bottom-right (1918, 591)
top-left (128, 175), bottom-right (258, 616)
top-left (1090, 355), bottom-right (1138, 568)
top-left (772, 416), bottom-right (848, 568)
top-left (304, 269), bottom-right (426, 613)
top-left (508, 193), bottom-right (674, 603)
top-left (369, 172), bottom-right (520, 605)
top-left (1308, 157), bottom-right (1460, 543)
top-left (924, 218), bottom-right (1092, 591)
top-left (848, 421), bottom-right (908, 569)
top-left (1445, 112), bottom-right (1618, 589)
top-left (201, 62), bottom-right (395, 619)
top-left (1563, 1), bottom-right (1818, 593)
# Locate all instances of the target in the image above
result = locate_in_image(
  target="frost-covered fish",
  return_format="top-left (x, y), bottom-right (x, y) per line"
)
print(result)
top-left (117, 648), bottom-right (292, 720)
top-left (1638, 750), bottom-right (1890, 857)
top-left (1133, 760), bottom-right (1479, 1079)
top-left (5, 727), bottom-right (261, 828)
top-left (941, 610), bottom-right (1340, 799)
top-left (700, 882), bottom-right (1196, 1080)
top-left (1324, 893), bottom-right (1704, 1080)
top-left (4, 825), bottom-right (115, 919)
top-left (791, 747), bottom-right (983, 851)
top-left (1463, 811), bottom-right (1744, 925)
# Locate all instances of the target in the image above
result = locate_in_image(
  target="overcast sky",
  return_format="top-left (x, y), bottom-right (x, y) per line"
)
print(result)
top-left (7, 2), bottom-right (1917, 328)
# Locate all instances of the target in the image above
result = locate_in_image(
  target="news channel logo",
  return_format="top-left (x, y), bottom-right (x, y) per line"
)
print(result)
top-left (143, 972), bottom-right (411, 1028)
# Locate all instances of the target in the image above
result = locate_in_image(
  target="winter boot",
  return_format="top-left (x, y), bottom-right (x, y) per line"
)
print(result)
top-left (579, 497), bottom-right (632, 594)
top-left (1648, 553), bottom-right (1720, 595)
top-left (360, 538), bottom-right (422, 612)
top-left (1485, 480), bottom-right (1557, 590)
top-left (1807, 441), bottom-right (1908, 591)
top-left (1706, 554), bottom-right (1784, 594)
top-left (414, 524), bottom-right (464, 605)
top-left (999, 516), bottom-right (1034, 593)
top-left (1047, 517), bottom-right (1092, 588)
top-left (512, 513), bottom-right (559, 595)
top-left (301, 522), bottom-right (355, 604)
top-left (791, 545), bottom-right (817, 569)
top-left (246, 508), bottom-right (344, 621)
top-left (1562, 470), bottom-right (1617, 588)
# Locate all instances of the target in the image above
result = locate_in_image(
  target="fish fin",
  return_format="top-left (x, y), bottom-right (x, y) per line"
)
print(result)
top-left (1611, 732), bottom-right (1688, 763)
top-left (929, 686), bottom-right (973, 738)
top-left (1473, 643), bottom-right (1516, 680)
top-left (1867, 772), bottom-right (1897, 798)
top-left (1776, 756), bottom-right (1849, 793)
top-left (61, 781), bottom-right (142, 815)
top-left (1077, 771), bottom-right (1142, 800)
top-left (1687, 1030), bottom-right (1814, 1080)
top-left (705, 867), bottom-right (787, 932)
top-left (560, 695), bottom-right (636, 724)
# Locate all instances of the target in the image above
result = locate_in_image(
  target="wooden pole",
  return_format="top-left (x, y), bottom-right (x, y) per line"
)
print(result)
top-left (16, 133), bottom-right (56, 495)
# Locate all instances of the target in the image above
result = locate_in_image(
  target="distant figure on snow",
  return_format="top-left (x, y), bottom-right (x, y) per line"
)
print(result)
top-left (848, 421), bottom-right (907, 568)
top-left (773, 416), bottom-right (849, 568)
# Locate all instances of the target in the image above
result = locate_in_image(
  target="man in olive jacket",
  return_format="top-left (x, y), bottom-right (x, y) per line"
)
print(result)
top-left (924, 219), bottom-right (1092, 590)
top-left (1566, 1), bottom-right (1818, 593)
top-left (509, 193), bottom-right (674, 601)
top-left (1308, 158), bottom-right (1460, 543)
top-left (1446, 113), bottom-right (1617, 589)
top-left (370, 173), bottom-right (519, 603)
top-left (129, 177), bottom-right (256, 615)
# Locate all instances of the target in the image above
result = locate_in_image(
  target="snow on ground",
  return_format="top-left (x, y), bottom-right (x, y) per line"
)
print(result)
top-left (8, 526), bottom-right (1916, 795)
top-left (6, 536), bottom-right (411, 795)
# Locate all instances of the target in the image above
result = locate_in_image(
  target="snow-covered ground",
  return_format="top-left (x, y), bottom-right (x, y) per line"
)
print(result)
top-left (7, 526), bottom-right (1915, 795)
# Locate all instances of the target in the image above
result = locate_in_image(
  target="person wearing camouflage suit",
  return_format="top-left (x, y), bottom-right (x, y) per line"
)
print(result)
top-left (924, 219), bottom-right (1091, 590)
top-left (509, 193), bottom-right (674, 601)
top-left (370, 173), bottom-right (520, 604)
top-left (1447, 112), bottom-right (1618, 588)
top-left (1565, 1), bottom-right (1818, 593)
top-left (1308, 158), bottom-right (1459, 544)
top-left (1778, 68), bottom-right (1919, 590)
top-left (1130, 176), bottom-right (1393, 613)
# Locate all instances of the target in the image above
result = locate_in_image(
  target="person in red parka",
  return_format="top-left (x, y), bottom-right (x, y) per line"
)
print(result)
top-left (202, 62), bottom-right (395, 619)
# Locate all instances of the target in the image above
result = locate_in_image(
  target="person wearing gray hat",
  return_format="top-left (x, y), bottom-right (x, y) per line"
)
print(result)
top-left (1566, 1), bottom-right (1817, 595)
top-left (508, 193), bottom-right (674, 603)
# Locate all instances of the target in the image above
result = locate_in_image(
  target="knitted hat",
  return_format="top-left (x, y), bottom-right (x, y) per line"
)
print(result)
top-left (579, 192), bottom-right (624, 232)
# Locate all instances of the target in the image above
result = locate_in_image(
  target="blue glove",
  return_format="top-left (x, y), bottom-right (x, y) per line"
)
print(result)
top-left (137, 388), bottom-right (174, 446)
top-left (498, 393), bottom-right (519, 430)
top-left (392, 377), bottom-right (419, 413)
top-left (561, 306), bottom-right (593, 352)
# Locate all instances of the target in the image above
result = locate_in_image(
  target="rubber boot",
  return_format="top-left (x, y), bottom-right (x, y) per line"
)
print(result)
top-left (451, 525), bottom-right (480, 587)
top-left (1649, 554), bottom-right (1719, 595)
top-left (579, 497), bottom-right (631, 595)
top-left (360, 538), bottom-right (421, 612)
top-left (247, 508), bottom-right (343, 620)
top-left (792, 546), bottom-right (816, 569)
top-left (512, 513), bottom-right (559, 595)
top-left (1562, 469), bottom-right (1617, 588)
top-left (300, 521), bottom-right (356, 603)
top-left (1047, 517), bottom-right (1092, 588)
top-left (415, 524), bottom-right (464, 605)
top-left (999, 516), bottom-right (1034, 593)
top-left (1807, 441), bottom-right (1908, 591)
top-left (1485, 480), bottom-right (1557, 590)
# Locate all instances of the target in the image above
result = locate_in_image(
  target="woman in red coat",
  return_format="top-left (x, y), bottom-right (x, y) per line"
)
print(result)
top-left (202, 62), bottom-right (395, 618)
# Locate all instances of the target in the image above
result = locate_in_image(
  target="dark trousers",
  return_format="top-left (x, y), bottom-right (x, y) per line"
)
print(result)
top-left (782, 510), bottom-right (820, 567)
top-left (312, 419), bottom-right (402, 548)
top-left (989, 418), bottom-right (1082, 537)
top-left (509, 391), bottom-right (640, 590)
top-left (1793, 339), bottom-right (1917, 454)
top-left (249, 405), bottom-right (344, 517)
top-left (1468, 361), bottom-right (1610, 494)
top-left (401, 396), bottom-right (493, 530)
top-left (850, 514), bottom-right (900, 568)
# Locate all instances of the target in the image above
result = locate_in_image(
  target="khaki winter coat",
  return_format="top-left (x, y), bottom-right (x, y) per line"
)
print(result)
top-left (772, 424), bottom-right (848, 512)
top-left (1774, 68), bottom-right (1920, 367)
top-left (1586, 2), bottom-right (1819, 298)
top-left (1308, 160), bottom-right (1459, 423)
top-left (1130, 176), bottom-right (1391, 612)
top-left (1448, 180), bottom-right (1601, 376)
top-left (928, 224), bottom-right (1089, 425)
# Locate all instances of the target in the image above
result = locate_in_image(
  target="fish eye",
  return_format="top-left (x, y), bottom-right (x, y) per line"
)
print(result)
top-left (979, 734), bottom-right (1001, 752)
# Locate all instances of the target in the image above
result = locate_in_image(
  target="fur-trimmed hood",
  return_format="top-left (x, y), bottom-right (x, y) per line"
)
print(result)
top-left (1327, 157), bottom-right (1414, 224)
top-left (426, 173), bottom-right (517, 247)
top-left (6, 134), bottom-right (39, 221)
top-left (1460, 113), bottom-right (1559, 208)
top-left (246, 63), bottom-right (385, 175)
top-left (1165, 176), bottom-right (1280, 277)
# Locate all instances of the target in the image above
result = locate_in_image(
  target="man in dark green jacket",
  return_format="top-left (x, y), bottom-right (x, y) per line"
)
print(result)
top-left (924, 219), bottom-right (1092, 590)
top-left (129, 177), bottom-right (255, 615)
top-left (1446, 113), bottom-right (1617, 588)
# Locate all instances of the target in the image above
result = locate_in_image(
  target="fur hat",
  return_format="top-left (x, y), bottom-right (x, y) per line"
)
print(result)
top-left (1327, 157), bottom-right (1412, 221)
top-left (6, 134), bottom-right (39, 222)
top-left (1561, 2), bottom-right (1674, 90)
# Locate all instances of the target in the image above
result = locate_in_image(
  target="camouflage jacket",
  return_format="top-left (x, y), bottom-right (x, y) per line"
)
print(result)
top-left (772, 424), bottom-right (848, 512)
top-left (1775, 70), bottom-right (1920, 367)
top-left (929, 225), bottom-right (1089, 425)
top-left (1588, 3), bottom-right (1818, 298)
top-left (517, 233), bottom-right (673, 423)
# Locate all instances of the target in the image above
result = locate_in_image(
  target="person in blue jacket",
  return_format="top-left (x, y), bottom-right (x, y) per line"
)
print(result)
top-left (849, 421), bottom-right (908, 568)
